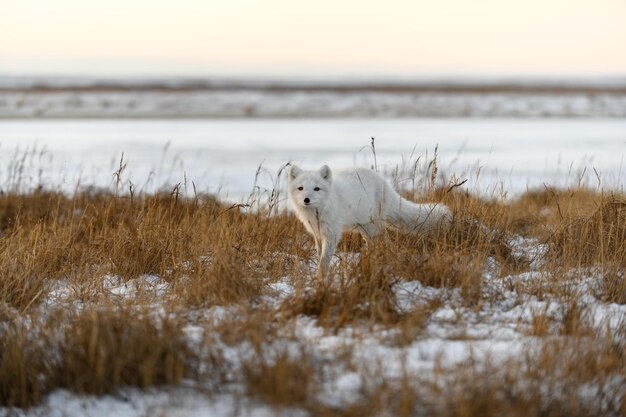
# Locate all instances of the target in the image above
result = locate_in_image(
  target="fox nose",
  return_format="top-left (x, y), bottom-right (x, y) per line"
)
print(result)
top-left (304, 198), bottom-right (310, 204)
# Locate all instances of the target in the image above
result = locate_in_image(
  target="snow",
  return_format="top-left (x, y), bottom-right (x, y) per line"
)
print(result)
top-left (3, 234), bottom-right (626, 416)
top-left (0, 118), bottom-right (624, 201)
top-left (2, 89), bottom-right (626, 119)
top-left (0, 116), bottom-right (624, 414)
top-left (104, 275), bottom-right (170, 298)
top-left (45, 274), bottom-right (170, 307)
top-left (4, 388), bottom-right (285, 417)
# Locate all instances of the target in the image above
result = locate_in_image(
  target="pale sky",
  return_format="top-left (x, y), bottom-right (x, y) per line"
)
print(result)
top-left (1, 0), bottom-right (625, 77)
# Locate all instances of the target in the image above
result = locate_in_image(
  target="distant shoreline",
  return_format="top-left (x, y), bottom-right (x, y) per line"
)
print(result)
top-left (2, 76), bottom-right (626, 94)
top-left (2, 76), bottom-right (626, 119)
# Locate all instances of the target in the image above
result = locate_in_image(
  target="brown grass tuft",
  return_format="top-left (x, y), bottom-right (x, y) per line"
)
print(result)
top-left (242, 348), bottom-right (317, 408)
top-left (0, 321), bottom-right (48, 407)
top-left (56, 308), bottom-right (193, 394)
top-left (549, 194), bottom-right (626, 268)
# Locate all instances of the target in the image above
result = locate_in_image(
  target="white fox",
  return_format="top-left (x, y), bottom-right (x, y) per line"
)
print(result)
top-left (288, 165), bottom-right (452, 276)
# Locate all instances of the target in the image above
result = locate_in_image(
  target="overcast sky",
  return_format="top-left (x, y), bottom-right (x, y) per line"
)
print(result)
top-left (1, 0), bottom-right (625, 77)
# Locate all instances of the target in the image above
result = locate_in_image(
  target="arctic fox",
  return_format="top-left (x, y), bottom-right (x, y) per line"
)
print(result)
top-left (288, 165), bottom-right (452, 276)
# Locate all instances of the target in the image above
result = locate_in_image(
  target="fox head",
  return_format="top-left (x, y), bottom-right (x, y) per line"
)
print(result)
top-left (288, 164), bottom-right (332, 210)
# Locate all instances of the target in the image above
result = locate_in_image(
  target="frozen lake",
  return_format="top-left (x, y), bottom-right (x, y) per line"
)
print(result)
top-left (0, 118), bottom-right (624, 202)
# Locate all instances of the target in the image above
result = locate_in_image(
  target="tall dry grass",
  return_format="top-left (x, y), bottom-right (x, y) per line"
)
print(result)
top-left (0, 150), bottom-right (624, 414)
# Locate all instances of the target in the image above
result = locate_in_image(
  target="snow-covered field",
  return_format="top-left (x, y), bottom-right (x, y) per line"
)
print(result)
top-left (1, 118), bottom-right (624, 200)
top-left (2, 76), bottom-right (626, 119)
top-left (0, 116), bottom-right (625, 416)
top-left (4, 237), bottom-right (626, 417)
top-left (3, 89), bottom-right (626, 118)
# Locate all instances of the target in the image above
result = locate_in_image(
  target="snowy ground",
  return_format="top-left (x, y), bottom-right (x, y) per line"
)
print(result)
top-left (2, 74), bottom-right (626, 119)
top-left (0, 118), bottom-right (624, 201)
top-left (3, 237), bottom-right (625, 417)
top-left (3, 89), bottom-right (626, 119)
top-left (0, 115), bottom-right (624, 415)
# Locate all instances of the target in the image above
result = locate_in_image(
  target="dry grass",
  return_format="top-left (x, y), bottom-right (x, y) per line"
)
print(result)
top-left (0, 307), bottom-right (196, 407)
top-left (242, 347), bottom-right (318, 408)
top-left (430, 334), bottom-right (626, 417)
top-left (0, 159), bottom-right (624, 415)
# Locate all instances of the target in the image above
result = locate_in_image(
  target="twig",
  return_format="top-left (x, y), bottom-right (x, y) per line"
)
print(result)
top-left (446, 179), bottom-right (468, 194)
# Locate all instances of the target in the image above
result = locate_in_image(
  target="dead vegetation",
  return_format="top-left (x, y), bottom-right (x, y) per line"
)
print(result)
top-left (0, 157), bottom-right (624, 415)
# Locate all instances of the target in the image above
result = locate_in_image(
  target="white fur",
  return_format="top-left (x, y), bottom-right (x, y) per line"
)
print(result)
top-left (288, 165), bottom-right (452, 276)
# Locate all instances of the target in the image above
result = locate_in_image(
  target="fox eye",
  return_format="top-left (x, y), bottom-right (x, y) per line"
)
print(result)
top-left (298, 186), bottom-right (303, 191)
top-left (314, 187), bottom-right (320, 191)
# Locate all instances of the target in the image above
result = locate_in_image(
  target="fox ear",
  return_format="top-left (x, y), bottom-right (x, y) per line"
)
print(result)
top-left (289, 164), bottom-right (302, 180)
top-left (319, 165), bottom-right (332, 182)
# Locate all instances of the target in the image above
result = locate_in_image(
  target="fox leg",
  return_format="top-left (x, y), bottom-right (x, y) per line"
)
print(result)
top-left (318, 232), bottom-right (338, 278)
top-left (304, 220), bottom-right (323, 258)
top-left (313, 235), bottom-right (322, 257)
